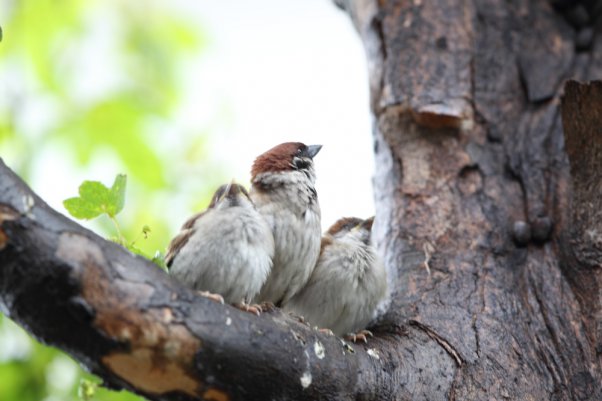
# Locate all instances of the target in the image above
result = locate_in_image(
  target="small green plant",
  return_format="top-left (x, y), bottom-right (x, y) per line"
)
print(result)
top-left (63, 174), bottom-right (127, 239)
top-left (63, 174), bottom-right (166, 269)
top-left (77, 378), bottom-right (97, 401)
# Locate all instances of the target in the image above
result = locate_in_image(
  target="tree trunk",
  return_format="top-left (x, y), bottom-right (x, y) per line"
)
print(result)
top-left (335, 0), bottom-right (602, 399)
top-left (1, 1), bottom-right (602, 400)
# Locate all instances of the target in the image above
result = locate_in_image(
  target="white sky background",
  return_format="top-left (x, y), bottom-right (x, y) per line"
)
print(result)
top-left (174, 0), bottom-right (375, 229)
top-left (26, 0), bottom-right (375, 232)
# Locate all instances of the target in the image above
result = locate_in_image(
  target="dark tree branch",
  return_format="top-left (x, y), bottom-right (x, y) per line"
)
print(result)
top-left (0, 158), bottom-right (410, 401)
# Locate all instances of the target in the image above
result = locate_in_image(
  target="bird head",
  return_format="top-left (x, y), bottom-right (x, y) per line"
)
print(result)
top-left (326, 216), bottom-right (374, 245)
top-left (251, 142), bottom-right (322, 180)
top-left (209, 181), bottom-right (253, 210)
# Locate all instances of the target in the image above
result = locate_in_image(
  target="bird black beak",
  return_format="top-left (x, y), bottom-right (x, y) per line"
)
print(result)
top-left (305, 144), bottom-right (322, 159)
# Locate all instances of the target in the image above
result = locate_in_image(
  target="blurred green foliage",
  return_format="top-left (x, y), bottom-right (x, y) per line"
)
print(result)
top-left (0, 0), bottom-right (224, 400)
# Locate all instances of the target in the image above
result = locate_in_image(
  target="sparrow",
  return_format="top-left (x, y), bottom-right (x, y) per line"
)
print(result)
top-left (166, 182), bottom-right (274, 314)
top-left (250, 142), bottom-right (322, 306)
top-left (283, 217), bottom-right (388, 342)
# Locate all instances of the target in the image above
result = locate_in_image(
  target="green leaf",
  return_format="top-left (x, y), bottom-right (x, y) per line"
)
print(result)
top-left (109, 174), bottom-right (127, 216)
top-left (63, 175), bottom-right (127, 220)
top-left (77, 378), bottom-right (97, 401)
top-left (63, 196), bottom-right (103, 220)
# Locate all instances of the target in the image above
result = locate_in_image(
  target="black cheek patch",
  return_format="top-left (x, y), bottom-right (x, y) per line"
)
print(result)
top-left (293, 157), bottom-right (311, 170)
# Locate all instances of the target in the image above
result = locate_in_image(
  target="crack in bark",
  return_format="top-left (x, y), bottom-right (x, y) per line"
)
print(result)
top-left (447, 362), bottom-right (464, 401)
top-left (476, 253), bottom-right (490, 362)
top-left (409, 320), bottom-right (464, 367)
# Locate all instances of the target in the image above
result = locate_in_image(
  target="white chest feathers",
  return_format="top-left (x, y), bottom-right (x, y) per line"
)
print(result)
top-left (283, 231), bottom-right (388, 336)
top-left (169, 204), bottom-right (275, 304)
top-left (251, 170), bottom-right (322, 305)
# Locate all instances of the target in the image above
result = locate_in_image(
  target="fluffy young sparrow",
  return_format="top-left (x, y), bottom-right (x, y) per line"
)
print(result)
top-left (283, 217), bottom-right (387, 342)
top-left (250, 142), bottom-right (322, 306)
top-left (166, 182), bottom-right (274, 313)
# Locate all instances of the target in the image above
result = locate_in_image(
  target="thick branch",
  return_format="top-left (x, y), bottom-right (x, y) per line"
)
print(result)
top-left (0, 158), bottom-right (451, 401)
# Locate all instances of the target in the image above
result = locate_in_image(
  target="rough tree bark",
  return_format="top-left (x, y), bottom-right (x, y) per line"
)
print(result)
top-left (336, 0), bottom-right (602, 399)
top-left (1, 0), bottom-right (602, 400)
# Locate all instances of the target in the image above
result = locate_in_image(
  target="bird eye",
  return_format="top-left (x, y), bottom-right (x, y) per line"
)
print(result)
top-left (296, 148), bottom-right (302, 155)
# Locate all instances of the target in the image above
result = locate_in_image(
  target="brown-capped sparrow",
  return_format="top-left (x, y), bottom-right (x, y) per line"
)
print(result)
top-left (250, 142), bottom-right (322, 306)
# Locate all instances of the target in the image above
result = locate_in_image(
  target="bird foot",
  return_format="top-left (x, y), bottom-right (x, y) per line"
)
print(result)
top-left (287, 312), bottom-right (310, 326)
top-left (197, 291), bottom-right (224, 304)
top-left (344, 330), bottom-right (373, 343)
top-left (318, 328), bottom-right (335, 336)
top-left (235, 302), bottom-right (262, 316)
top-left (259, 302), bottom-right (276, 312)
